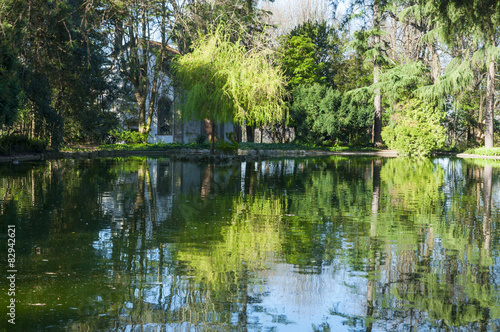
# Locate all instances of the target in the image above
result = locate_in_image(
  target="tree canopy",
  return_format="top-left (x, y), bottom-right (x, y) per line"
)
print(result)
top-left (173, 26), bottom-right (287, 127)
top-left (0, 0), bottom-right (499, 153)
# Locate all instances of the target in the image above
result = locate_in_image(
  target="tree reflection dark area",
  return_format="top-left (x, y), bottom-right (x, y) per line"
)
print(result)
top-left (1, 157), bottom-right (500, 331)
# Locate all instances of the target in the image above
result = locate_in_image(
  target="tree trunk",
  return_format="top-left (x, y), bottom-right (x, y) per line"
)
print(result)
top-left (234, 124), bottom-right (242, 143)
top-left (372, 1), bottom-right (383, 148)
top-left (373, 77), bottom-right (383, 147)
top-left (204, 118), bottom-right (216, 154)
top-left (144, 73), bottom-right (160, 136)
top-left (246, 125), bottom-right (255, 143)
top-left (477, 94), bottom-right (485, 143)
top-left (136, 91), bottom-right (147, 134)
top-left (485, 57), bottom-right (495, 148)
top-left (429, 42), bottom-right (440, 84)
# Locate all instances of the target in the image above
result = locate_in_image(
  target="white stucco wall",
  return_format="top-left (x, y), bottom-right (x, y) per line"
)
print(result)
top-left (147, 73), bottom-right (175, 144)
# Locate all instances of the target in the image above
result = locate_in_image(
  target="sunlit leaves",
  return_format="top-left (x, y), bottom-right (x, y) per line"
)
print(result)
top-left (279, 35), bottom-right (324, 87)
top-left (382, 99), bottom-right (447, 156)
top-left (173, 26), bottom-right (288, 126)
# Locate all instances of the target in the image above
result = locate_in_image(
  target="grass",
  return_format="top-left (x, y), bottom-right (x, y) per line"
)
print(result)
top-left (36, 140), bottom-right (384, 156)
top-left (462, 147), bottom-right (500, 156)
top-left (97, 142), bottom-right (211, 151)
top-left (238, 142), bottom-right (378, 152)
top-left (89, 141), bottom-right (380, 153)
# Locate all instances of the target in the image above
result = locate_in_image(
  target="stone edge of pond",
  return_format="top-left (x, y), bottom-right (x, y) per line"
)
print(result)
top-left (0, 148), bottom-right (399, 163)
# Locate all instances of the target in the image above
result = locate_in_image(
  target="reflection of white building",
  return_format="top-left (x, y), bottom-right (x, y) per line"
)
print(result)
top-left (99, 159), bottom-right (302, 233)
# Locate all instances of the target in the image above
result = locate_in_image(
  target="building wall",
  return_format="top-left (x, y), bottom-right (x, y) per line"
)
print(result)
top-left (183, 121), bottom-right (235, 144)
top-left (147, 74), bottom-right (175, 144)
top-left (120, 60), bottom-right (236, 145)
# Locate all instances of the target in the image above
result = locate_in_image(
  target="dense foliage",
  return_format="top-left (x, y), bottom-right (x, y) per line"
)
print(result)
top-left (291, 83), bottom-right (372, 145)
top-left (0, 41), bottom-right (21, 128)
top-left (288, 20), bottom-right (344, 89)
top-left (280, 36), bottom-right (324, 87)
top-left (0, 0), bottom-right (498, 154)
top-left (382, 99), bottom-right (447, 156)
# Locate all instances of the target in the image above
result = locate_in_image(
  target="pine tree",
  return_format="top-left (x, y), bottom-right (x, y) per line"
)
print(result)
top-left (422, 0), bottom-right (500, 148)
top-left (342, 0), bottom-right (391, 147)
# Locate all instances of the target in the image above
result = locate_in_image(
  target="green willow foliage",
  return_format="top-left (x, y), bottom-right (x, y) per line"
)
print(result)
top-left (173, 27), bottom-right (287, 126)
top-left (382, 99), bottom-right (447, 156)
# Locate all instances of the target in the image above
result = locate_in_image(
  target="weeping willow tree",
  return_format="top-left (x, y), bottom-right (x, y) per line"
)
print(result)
top-left (173, 26), bottom-right (288, 152)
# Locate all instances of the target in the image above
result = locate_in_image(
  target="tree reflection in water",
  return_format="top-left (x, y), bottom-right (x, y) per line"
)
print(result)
top-left (1, 157), bottom-right (500, 331)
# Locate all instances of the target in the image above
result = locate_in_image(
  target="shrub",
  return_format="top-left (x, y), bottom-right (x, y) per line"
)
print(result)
top-left (291, 83), bottom-right (372, 146)
top-left (0, 135), bottom-right (48, 155)
top-left (382, 99), bottom-right (446, 156)
top-left (109, 129), bottom-right (148, 144)
top-left (195, 134), bottom-right (207, 144)
top-left (215, 132), bottom-right (239, 154)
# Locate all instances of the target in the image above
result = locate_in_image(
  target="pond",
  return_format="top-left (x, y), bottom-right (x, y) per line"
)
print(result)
top-left (1, 156), bottom-right (500, 331)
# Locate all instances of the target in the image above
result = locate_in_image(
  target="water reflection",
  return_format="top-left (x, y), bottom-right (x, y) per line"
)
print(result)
top-left (1, 157), bottom-right (500, 331)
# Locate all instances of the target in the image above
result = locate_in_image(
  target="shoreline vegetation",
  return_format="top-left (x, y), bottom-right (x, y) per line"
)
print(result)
top-left (2, 142), bottom-right (500, 163)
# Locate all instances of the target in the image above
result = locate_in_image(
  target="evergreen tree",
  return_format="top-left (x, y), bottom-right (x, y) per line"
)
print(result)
top-left (279, 35), bottom-right (324, 88)
top-left (0, 41), bottom-right (21, 129)
top-left (422, 0), bottom-right (500, 148)
top-left (343, 0), bottom-right (391, 147)
top-left (288, 20), bottom-right (344, 88)
top-left (1, 0), bottom-right (117, 146)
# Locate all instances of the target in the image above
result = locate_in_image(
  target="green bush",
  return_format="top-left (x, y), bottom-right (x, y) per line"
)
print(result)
top-left (291, 83), bottom-right (372, 145)
top-left (110, 129), bottom-right (148, 144)
top-left (215, 132), bottom-right (239, 154)
top-left (195, 134), bottom-right (207, 144)
top-left (382, 99), bottom-right (447, 156)
top-left (0, 135), bottom-right (48, 155)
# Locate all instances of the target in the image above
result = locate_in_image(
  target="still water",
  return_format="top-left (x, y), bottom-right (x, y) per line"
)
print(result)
top-left (1, 156), bottom-right (500, 331)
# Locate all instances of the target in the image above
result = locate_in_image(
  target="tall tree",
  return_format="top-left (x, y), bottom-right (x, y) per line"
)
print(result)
top-left (1, 0), bottom-right (117, 145)
top-left (288, 20), bottom-right (344, 89)
top-left (422, 0), bottom-right (500, 148)
top-left (372, 0), bottom-right (385, 147)
top-left (107, 0), bottom-right (177, 135)
top-left (279, 35), bottom-right (324, 88)
top-left (342, 0), bottom-right (391, 147)
top-left (0, 40), bottom-right (21, 130)
top-left (173, 27), bottom-right (287, 153)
